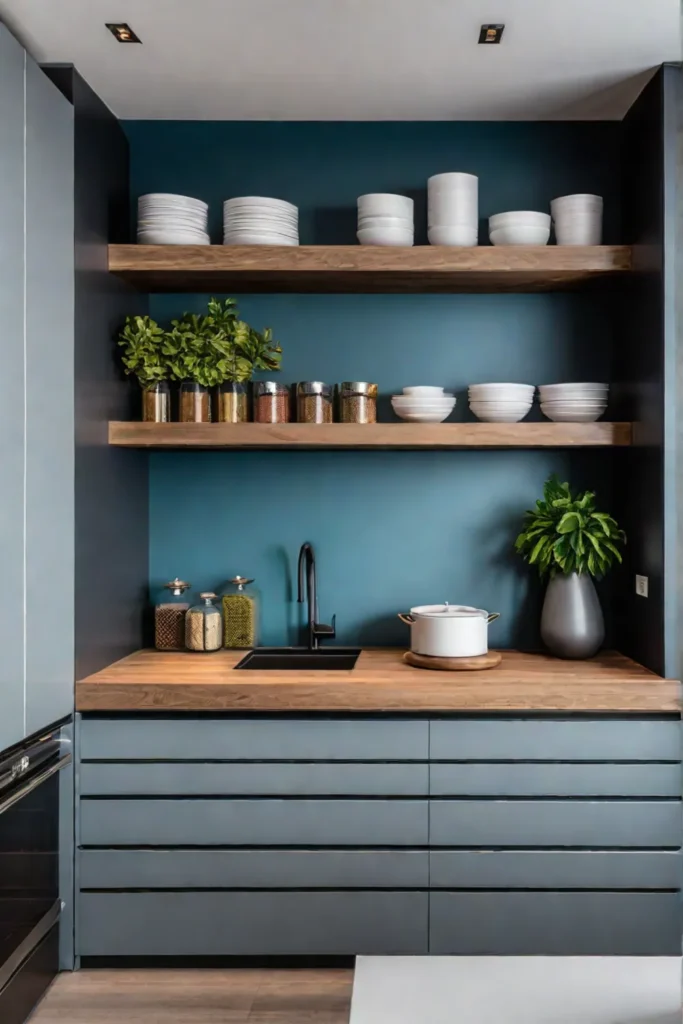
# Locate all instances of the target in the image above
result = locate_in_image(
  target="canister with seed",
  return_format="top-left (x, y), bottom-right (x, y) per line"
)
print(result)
top-left (254, 382), bottom-right (291, 423)
top-left (154, 578), bottom-right (191, 651)
top-left (221, 576), bottom-right (260, 648)
top-left (296, 381), bottom-right (333, 423)
top-left (339, 382), bottom-right (378, 423)
top-left (185, 593), bottom-right (223, 652)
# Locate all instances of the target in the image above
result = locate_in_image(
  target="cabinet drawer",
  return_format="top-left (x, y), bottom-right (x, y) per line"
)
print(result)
top-left (80, 849), bottom-right (429, 889)
top-left (430, 850), bottom-right (682, 889)
top-left (429, 892), bottom-right (682, 955)
top-left (430, 720), bottom-right (681, 762)
top-left (430, 762), bottom-right (682, 797)
top-left (80, 717), bottom-right (428, 762)
top-left (80, 761), bottom-right (428, 797)
top-left (429, 800), bottom-right (681, 848)
top-left (80, 798), bottom-right (429, 847)
top-left (78, 891), bottom-right (428, 956)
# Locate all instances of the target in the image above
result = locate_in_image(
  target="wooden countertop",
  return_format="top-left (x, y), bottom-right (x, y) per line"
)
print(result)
top-left (75, 648), bottom-right (680, 713)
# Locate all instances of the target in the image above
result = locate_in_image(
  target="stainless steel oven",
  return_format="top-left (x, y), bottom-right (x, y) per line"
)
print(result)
top-left (0, 728), bottom-right (71, 1024)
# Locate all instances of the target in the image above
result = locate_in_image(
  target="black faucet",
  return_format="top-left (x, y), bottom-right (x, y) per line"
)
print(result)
top-left (297, 542), bottom-right (336, 650)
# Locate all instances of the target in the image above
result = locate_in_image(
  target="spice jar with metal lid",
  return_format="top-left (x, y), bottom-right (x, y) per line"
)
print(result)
top-left (185, 593), bottom-right (223, 652)
top-left (339, 382), bottom-right (378, 423)
top-left (217, 381), bottom-right (248, 423)
top-left (254, 382), bottom-right (291, 423)
top-left (154, 578), bottom-right (191, 651)
top-left (297, 381), bottom-right (333, 423)
top-left (221, 576), bottom-right (260, 648)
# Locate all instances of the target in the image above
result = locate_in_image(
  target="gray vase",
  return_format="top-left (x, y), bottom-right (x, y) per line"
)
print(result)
top-left (541, 572), bottom-right (605, 659)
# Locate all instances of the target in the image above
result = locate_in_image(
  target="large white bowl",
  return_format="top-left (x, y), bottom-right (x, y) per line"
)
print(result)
top-left (138, 231), bottom-right (210, 245)
top-left (490, 225), bottom-right (550, 246)
top-left (428, 225), bottom-right (478, 247)
top-left (539, 382), bottom-right (608, 394)
top-left (428, 172), bottom-right (478, 191)
top-left (392, 398), bottom-right (456, 409)
top-left (140, 193), bottom-right (208, 210)
top-left (359, 216), bottom-right (413, 230)
top-left (357, 227), bottom-right (414, 247)
top-left (358, 194), bottom-right (413, 218)
top-left (224, 196), bottom-right (297, 213)
top-left (469, 382), bottom-right (535, 393)
top-left (489, 211), bottom-right (551, 228)
top-left (541, 405), bottom-right (605, 423)
top-left (223, 233), bottom-right (299, 246)
top-left (469, 404), bottom-right (532, 423)
top-left (402, 386), bottom-right (448, 396)
top-left (551, 193), bottom-right (602, 212)
top-left (392, 408), bottom-right (455, 423)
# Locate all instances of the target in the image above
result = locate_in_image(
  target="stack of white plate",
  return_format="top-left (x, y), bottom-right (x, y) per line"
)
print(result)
top-left (551, 194), bottom-right (603, 245)
top-left (223, 197), bottom-right (299, 245)
top-left (468, 383), bottom-right (535, 423)
top-left (357, 194), bottom-right (414, 246)
top-left (391, 386), bottom-right (456, 423)
top-left (137, 193), bottom-right (209, 245)
top-left (489, 212), bottom-right (551, 246)
top-left (427, 173), bottom-right (478, 247)
top-left (539, 383), bottom-right (608, 422)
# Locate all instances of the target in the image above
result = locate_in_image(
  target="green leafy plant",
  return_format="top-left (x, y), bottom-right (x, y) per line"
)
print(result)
top-left (514, 475), bottom-right (626, 578)
top-left (117, 315), bottom-right (168, 387)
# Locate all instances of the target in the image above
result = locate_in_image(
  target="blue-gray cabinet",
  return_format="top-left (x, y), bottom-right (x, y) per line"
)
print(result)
top-left (75, 713), bottom-right (682, 957)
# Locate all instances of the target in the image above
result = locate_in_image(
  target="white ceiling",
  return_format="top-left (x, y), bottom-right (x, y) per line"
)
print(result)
top-left (0, 0), bottom-right (680, 120)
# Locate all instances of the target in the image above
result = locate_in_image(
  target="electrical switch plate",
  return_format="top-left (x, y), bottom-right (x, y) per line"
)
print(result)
top-left (635, 575), bottom-right (649, 598)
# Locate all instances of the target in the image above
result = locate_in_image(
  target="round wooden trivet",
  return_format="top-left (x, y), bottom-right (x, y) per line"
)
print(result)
top-left (403, 649), bottom-right (502, 671)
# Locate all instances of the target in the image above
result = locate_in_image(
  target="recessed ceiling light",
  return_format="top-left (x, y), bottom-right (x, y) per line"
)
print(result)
top-left (479, 24), bottom-right (504, 44)
top-left (106, 23), bottom-right (141, 43)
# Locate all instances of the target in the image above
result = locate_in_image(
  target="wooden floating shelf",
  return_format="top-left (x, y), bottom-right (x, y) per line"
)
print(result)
top-left (108, 244), bottom-right (632, 293)
top-left (108, 422), bottom-right (633, 449)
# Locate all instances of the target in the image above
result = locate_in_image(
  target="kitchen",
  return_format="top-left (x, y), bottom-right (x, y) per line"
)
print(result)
top-left (0, 2), bottom-right (681, 1022)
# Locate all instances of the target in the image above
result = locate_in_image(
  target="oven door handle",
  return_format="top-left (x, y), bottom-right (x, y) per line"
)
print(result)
top-left (0, 752), bottom-right (71, 817)
top-left (0, 898), bottom-right (61, 994)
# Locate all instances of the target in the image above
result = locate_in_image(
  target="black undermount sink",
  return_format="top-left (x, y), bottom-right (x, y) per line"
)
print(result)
top-left (235, 647), bottom-right (361, 671)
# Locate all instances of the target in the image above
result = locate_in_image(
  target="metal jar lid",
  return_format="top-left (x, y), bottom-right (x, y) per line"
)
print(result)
top-left (297, 381), bottom-right (332, 396)
top-left (164, 578), bottom-right (191, 595)
top-left (340, 381), bottom-right (378, 398)
top-left (254, 381), bottom-right (289, 396)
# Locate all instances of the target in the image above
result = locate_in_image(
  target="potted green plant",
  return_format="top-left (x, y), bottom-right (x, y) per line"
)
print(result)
top-left (117, 315), bottom-right (170, 422)
top-left (514, 475), bottom-right (626, 659)
top-left (164, 304), bottom-right (237, 422)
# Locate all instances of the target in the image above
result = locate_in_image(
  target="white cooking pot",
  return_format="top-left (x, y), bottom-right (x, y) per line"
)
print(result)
top-left (398, 603), bottom-right (500, 658)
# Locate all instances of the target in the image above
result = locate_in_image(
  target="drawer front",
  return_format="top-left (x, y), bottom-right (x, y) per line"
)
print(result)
top-left (78, 891), bottom-right (428, 956)
top-left (80, 849), bottom-right (429, 889)
top-left (430, 762), bottom-right (682, 797)
top-left (80, 761), bottom-right (428, 797)
top-left (80, 798), bottom-right (429, 847)
top-left (430, 850), bottom-right (682, 889)
top-left (429, 800), bottom-right (681, 848)
top-left (430, 720), bottom-right (681, 762)
top-left (80, 717), bottom-right (428, 762)
top-left (429, 892), bottom-right (682, 955)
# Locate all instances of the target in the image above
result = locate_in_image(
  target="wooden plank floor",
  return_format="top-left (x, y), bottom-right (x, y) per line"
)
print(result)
top-left (30, 969), bottom-right (353, 1023)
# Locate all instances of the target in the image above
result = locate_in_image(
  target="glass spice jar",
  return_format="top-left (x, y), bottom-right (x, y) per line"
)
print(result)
top-left (339, 382), bottom-right (378, 423)
top-left (221, 576), bottom-right (259, 648)
top-left (154, 578), bottom-right (191, 650)
top-left (254, 382), bottom-right (290, 423)
top-left (142, 382), bottom-right (171, 422)
top-left (179, 382), bottom-right (211, 422)
top-left (297, 382), bottom-right (333, 423)
top-left (218, 382), bottom-right (248, 423)
top-left (185, 593), bottom-right (223, 652)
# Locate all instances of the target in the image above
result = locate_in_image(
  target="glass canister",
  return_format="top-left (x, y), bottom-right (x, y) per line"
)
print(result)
top-left (185, 593), bottom-right (223, 652)
top-left (179, 382), bottom-right (211, 422)
top-left (339, 382), bottom-right (378, 423)
top-left (154, 578), bottom-right (191, 651)
top-left (217, 381), bottom-right (248, 423)
top-left (222, 576), bottom-right (259, 648)
top-left (142, 381), bottom-right (171, 422)
top-left (254, 382), bottom-right (291, 423)
top-left (297, 381), bottom-right (333, 423)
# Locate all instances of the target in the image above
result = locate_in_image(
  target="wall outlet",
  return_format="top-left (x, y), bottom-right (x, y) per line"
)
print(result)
top-left (635, 574), bottom-right (649, 598)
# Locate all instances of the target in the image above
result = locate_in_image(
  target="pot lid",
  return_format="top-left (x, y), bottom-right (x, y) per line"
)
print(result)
top-left (409, 603), bottom-right (488, 618)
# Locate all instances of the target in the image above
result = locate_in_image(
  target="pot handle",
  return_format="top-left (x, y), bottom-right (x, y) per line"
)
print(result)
top-left (398, 613), bottom-right (415, 626)
top-left (487, 612), bottom-right (501, 624)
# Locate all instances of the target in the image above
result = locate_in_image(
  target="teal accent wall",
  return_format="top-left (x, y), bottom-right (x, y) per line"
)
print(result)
top-left (127, 121), bottom-right (621, 648)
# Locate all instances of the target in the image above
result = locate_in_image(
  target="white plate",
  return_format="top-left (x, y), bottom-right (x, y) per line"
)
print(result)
top-left (224, 196), bottom-right (297, 213)
top-left (137, 233), bottom-right (210, 245)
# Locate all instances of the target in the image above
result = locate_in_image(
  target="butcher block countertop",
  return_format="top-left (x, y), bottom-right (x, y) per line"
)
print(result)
top-left (75, 648), bottom-right (680, 713)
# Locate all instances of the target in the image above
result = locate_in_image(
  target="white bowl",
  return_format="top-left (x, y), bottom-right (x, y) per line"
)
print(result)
top-left (140, 193), bottom-right (208, 210)
top-left (490, 225), bottom-right (550, 246)
top-left (357, 227), bottom-right (414, 247)
top-left (539, 382), bottom-right (608, 394)
top-left (469, 404), bottom-right (532, 423)
top-left (428, 226), bottom-right (478, 247)
top-left (551, 193), bottom-right (603, 211)
top-left (541, 405), bottom-right (605, 423)
top-left (428, 172), bottom-right (478, 191)
top-left (555, 225), bottom-right (602, 245)
top-left (359, 216), bottom-right (413, 230)
top-left (223, 233), bottom-right (299, 246)
top-left (392, 397), bottom-right (456, 408)
top-left (489, 211), bottom-right (551, 228)
top-left (358, 194), bottom-right (413, 218)
top-left (138, 232), bottom-right (210, 245)
top-left (224, 196), bottom-right (297, 213)
top-left (392, 400), bottom-right (456, 412)
top-left (402, 386), bottom-right (447, 396)
top-left (469, 382), bottom-right (535, 393)
top-left (392, 408), bottom-right (455, 423)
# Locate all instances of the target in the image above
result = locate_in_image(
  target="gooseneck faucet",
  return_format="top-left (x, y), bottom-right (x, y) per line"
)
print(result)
top-left (297, 542), bottom-right (336, 650)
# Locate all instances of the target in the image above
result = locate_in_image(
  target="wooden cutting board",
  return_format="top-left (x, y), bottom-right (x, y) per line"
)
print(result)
top-left (404, 650), bottom-right (502, 671)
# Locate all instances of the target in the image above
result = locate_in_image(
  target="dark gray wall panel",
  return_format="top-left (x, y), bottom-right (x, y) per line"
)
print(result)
top-left (429, 892), bottom-right (681, 955)
top-left (80, 718), bottom-right (429, 762)
top-left (80, 798), bottom-right (429, 847)
top-left (79, 849), bottom-right (429, 889)
top-left (430, 719), bottom-right (681, 762)
top-left (80, 761), bottom-right (428, 796)
top-left (430, 762), bottom-right (682, 797)
top-left (24, 58), bottom-right (74, 734)
top-left (429, 800), bottom-right (681, 848)
top-left (430, 850), bottom-right (682, 889)
top-left (0, 25), bottom-right (26, 751)
top-left (78, 891), bottom-right (428, 955)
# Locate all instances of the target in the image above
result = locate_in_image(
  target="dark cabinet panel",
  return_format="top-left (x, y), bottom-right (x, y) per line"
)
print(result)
top-left (430, 761), bottom-right (681, 797)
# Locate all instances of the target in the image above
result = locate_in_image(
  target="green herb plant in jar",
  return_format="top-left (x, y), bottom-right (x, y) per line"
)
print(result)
top-left (221, 576), bottom-right (259, 649)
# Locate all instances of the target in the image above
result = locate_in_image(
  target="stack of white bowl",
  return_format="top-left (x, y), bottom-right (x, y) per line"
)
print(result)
top-left (357, 194), bottom-right (414, 246)
top-left (427, 173), bottom-right (478, 246)
top-left (551, 194), bottom-right (603, 245)
top-left (468, 383), bottom-right (534, 423)
top-left (223, 197), bottom-right (299, 245)
top-left (137, 194), bottom-right (209, 245)
top-left (489, 212), bottom-right (550, 246)
top-left (539, 383), bottom-right (608, 422)
top-left (391, 386), bottom-right (456, 423)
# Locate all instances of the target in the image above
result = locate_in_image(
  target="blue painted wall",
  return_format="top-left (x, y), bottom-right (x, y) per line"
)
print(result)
top-left (127, 121), bottom-right (621, 647)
